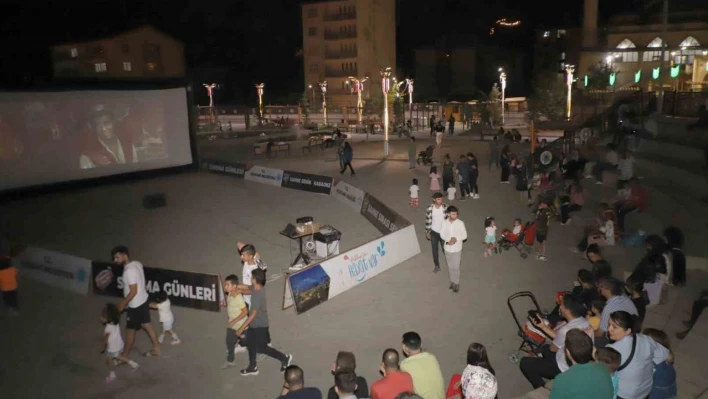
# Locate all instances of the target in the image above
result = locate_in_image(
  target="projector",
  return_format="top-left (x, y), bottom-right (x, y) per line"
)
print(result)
top-left (296, 216), bottom-right (313, 225)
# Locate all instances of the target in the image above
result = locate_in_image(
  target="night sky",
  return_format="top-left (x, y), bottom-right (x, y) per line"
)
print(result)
top-left (0, 0), bottom-right (678, 104)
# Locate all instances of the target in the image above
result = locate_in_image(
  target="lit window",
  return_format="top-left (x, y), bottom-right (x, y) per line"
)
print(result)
top-left (543, 31), bottom-right (550, 38)
top-left (643, 37), bottom-right (669, 62)
top-left (616, 39), bottom-right (638, 63)
top-left (675, 36), bottom-right (702, 65)
top-left (123, 62), bottom-right (132, 71)
top-left (70, 48), bottom-right (78, 58)
top-left (308, 27), bottom-right (317, 37)
top-left (94, 63), bottom-right (107, 72)
top-left (679, 36), bottom-right (701, 47)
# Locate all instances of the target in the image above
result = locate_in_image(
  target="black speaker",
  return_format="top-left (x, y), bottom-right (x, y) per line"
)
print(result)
top-left (142, 193), bottom-right (167, 209)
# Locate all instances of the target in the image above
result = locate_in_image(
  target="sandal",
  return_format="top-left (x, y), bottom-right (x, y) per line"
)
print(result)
top-left (143, 351), bottom-right (161, 357)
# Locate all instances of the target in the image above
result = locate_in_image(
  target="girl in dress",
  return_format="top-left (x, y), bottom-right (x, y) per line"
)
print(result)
top-left (484, 217), bottom-right (498, 257)
top-left (430, 166), bottom-right (442, 192)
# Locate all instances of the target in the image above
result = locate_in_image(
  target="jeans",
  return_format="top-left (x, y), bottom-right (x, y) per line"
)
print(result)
top-left (519, 344), bottom-right (561, 389)
top-left (459, 180), bottom-right (469, 197)
top-left (226, 328), bottom-right (243, 363)
top-left (430, 230), bottom-right (445, 268)
top-left (246, 327), bottom-right (286, 368)
top-left (468, 174), bottom-right (479, 195)
top-left (501, 164), bottom-right (510, 182)
top-left (340, 162), bottom-right (355, 175)
top-left (409, 156), bottom-right (416, 168)
top-left (445, 250), bottom-right (462, 284)
top-left (449, 126), bottom-right (454, 136)
top-left (489, 155), bottom-right (499, 170)
top-left (560, 204), bottom-right (582, 223)
top-left (442, 175), bottom-right (454, 192)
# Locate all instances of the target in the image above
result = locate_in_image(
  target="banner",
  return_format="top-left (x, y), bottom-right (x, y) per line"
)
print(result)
top-left (92, 262), bottom-right (221, 312)
top-left (244, 165), bottom-right (283, 187)
top-left (201, 159), bottom-right (246, 178)
top-left (13, 247), bottom-right (91, 295)
top-left (360, 193), bottom-right (410, 235)
top-left (281, 170), bottom-right (333, 195)
top-left (286, 225), bottom-right (420, 314)
top-left (331, 180), bottom-right (365, 212)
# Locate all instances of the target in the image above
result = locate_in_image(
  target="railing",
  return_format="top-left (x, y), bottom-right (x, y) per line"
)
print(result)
top-left (324, 31), bottom-right (357, 40)
top-left (325, 68), bottom-right (358, 77)
top-left (325, 51), bottom-right (357, 59)
top-left (323, 12), bottom-right (357, 21)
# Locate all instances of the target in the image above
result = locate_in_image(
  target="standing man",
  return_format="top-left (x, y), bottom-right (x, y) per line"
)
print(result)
top-left (235, 269), bottom-right (292, 376)
top-left (424, 193), bottom-right (448, 274)
top-left (429, 115), bottom-right (436, 137)
top-left (489, 136), bottom-right (500, 170)
top-left (448, 114), bottom-right (455, 136)
top-left (370, 349), bottom-right (414, 399)
top-left (408, 137), bottom-right (417, 169)
top-left (439, 206), bottom-right (467, 293)
top-left (112, 246), bottom-right (160, 357)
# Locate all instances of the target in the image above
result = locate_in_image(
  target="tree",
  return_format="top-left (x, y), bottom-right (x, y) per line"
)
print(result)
top-left (299, 90), bottom-right (310, 123)
top-left (489, 83), bottom-right (502, 127)
top-left (530, 70), bottom-right (567, 121)
top-left (586, 61), bottom-right (619, 90)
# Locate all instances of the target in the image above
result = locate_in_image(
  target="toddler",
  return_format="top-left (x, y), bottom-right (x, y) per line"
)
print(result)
top-left (429, 166), bottom-right (441, 192)
top-left (484, 217), bottom-right (498, 257)
top-left (512, 218), bottom-right (523, 235)
top-left (596, 347), bottom-right (621, 399)
top-left (101, 303), bottom-right (139, 382)
top-left (0, 256), bottom-right (19, 315)
top-left (447, 184), bottom-right (457, 201)
top-left (150, 291), bottom-right (180, 345)
top-left (222, 274), bottom-right (249, 368)
top-left (588, 299), bottom-right (606, 331)
top-left (409, 179), bottom-right (419, 208)
top-left (643, 328), bottom-right (677, 399)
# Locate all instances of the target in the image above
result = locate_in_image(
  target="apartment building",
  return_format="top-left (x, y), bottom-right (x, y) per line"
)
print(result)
top-left (51, 25), bottom-right (185, 80)
top-left (301, 0), bottom-right (396, 106)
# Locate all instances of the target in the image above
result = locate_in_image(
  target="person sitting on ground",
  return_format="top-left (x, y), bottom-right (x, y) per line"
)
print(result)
top-left (560, 182), bottom-right (584, 225)
top-left (642, 328), bottom-right (677, 399)
top-left (549, 329), bottom-right (614, 399)
top-left (676, 290), bottom-right (708, 339)
top-left (591, 143), bottom-right (620, 184)
top-left (663, 226), bottom-right (686, 286)
top-left (327, 352), bottom-right (369, 399)
top-left (459, 343), bottom-right (498, 399)
top-left (588, 300), bottom-right (606, 332)
top-left (278, 365), bottom-right (323, 399)
top-left (334, 369), bottom-right (361, 399)
top-left (585, 245), bottom-right (613, 281)
top-left (575, 204), bottom-right (616, 252)
top-left (614, 177), bottom-right (648, 232)
top-left (520, 295), bottom-right (594, 389)
top-left (548, 269), bottom-right (600, 326)
top-left (400, 331), bottom-right (445, 399)
top-left (595, 278), bottom-right (638, 346)
top-left (595, 347), bottom-right (621, 399)
top-left (626, 276), bottom-right (648, 332)
top-left (371, 349), bottom-right (414, 399)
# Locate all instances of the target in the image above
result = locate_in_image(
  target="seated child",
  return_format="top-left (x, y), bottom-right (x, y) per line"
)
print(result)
top-left (643, 328), bottom-right (677, 399)
top-left (596, 347), bottom-right (621, 399)
top-left (501, 218), bottom-right (524, 241)
top-left (588, 299), bottom-right (606, 331)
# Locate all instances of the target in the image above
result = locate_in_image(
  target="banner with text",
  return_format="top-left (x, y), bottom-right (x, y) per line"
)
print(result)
top-left (244, 165), bottom-right (283, 187)
top-left (201, 159), bottom-right (247, 178)
top-left (92, 262), bottom-right (221, 312)
top-left (13, 247), bottom-right (91, 295)
top-left (360, 193), bottom-right (411, 235)
top-left (331, 179), bottom-right (365, 212)
top-left (282, 170), bottom-right (333, 195)
top-left (285, 225), bottom-right (420, 313)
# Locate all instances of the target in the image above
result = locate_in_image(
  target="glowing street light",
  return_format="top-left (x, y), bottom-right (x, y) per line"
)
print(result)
top-left (381, 67), bottom-right (392, 158)
top-left (565, 64), bottom-right (575, 120)
top-left (308, 84), bottom-right (315, 103)
top-left (405, 79), bottom-right (414, 122)
top-left (318, 81), bottom-right (328, 126)
top-left (499, 68), bottom-right (507, 125)
top-left (348, 76), bottom-right (368, 124)
top-left (203, 83), bottom-right (218, 107)
top-left (255, 83), bottom-right (265, 121)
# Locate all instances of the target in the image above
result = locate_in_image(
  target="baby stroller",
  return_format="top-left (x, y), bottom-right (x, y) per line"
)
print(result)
top-left (507, 291), bottom-right (549, 364)
top-left (499, 222), bottom-right (535, 258)
top-left (417, 145), bottom-right (434, 166)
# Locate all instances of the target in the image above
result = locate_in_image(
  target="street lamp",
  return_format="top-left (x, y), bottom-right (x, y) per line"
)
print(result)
top-left (405, 79), bottom-right (414, 125)
top-left (381, 67), bottom-right (392, 157)
top-left (318, 81), bottom-right (328, 126)
top-left (565, 64), bottom-right (575, 120)
top-left (308, 84), bottom-right (315, 103)
top-left (348, 76), bottom-right (368, 124)
top-left (498, 68), bottom-right (506, 126)
top-left (203, 83), bottom-right (218, 107)
top-left (255, 83), bottom-right (265, 121)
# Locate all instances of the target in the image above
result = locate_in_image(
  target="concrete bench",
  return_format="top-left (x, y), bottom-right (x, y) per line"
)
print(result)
top-left (254, 143), bottom-right (291, 157)
top-left (303, 138), bottom-right (325, 153)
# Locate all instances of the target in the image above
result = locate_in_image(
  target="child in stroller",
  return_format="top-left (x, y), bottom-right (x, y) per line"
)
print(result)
top-left (417, 145), bottom-right (434, 166)
top-left (499, 219), bottom-right (535, 258)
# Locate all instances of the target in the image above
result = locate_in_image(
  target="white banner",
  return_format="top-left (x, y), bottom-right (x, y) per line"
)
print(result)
top-left (285, 225), bottom-right (420, 313)
top-left (13, 246), bottom-right (91, 295)
top-left (331, 179), bottom-right (365, 212)
top-left (244, 165), bottom-right (283, 187)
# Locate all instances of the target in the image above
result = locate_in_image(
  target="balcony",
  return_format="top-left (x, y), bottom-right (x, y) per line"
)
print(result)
top-left (323, 12), bottom-right (357, 22)
top-left (325, 68), bottom-right (358, 77)
top-left (324, 31), bottom-right (357, 40)
top-left (325, 50), bottom-right (357, 59)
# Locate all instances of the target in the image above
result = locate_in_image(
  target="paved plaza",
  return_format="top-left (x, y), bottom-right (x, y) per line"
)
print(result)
top-left (1, 134), bottom-right (707, 398)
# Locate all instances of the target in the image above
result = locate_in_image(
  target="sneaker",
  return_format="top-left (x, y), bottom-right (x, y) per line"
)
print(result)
top-left (595, 181), bottom-right (603, 185)
top-left (240, 366), bottom-right (259, 376)
top-left (171, 339), bottom-right (181, 345)
top-left (105, 373), bottom-right (117, 383)
top-left (234, 345), bottom-right (247, 354)
top-left (474, 194), bottom-right (480, 199)
top-left (158, 335), bottom-right (165, 344)
top-left (452, 284), bottom-right (459, 293)
top-left (281, 354), bottom-right (293, 372)
top-left (539, 255), bottom-right (547, 261)
top-left (433, 266), bottom-right (440, 274)
top-left (221, 362), bottom-right (237, 369)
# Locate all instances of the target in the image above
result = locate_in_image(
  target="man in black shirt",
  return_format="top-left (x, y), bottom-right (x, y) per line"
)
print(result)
top-left (278, 365), bottom-right (322, 399)
top-left (326, 351), bottom-right (368, 399)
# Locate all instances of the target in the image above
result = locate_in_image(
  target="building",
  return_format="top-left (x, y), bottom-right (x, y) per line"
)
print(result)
top-left (533, 28), bottom-right (582, 77)
top-left (301, 0), bottom-right (396, 106)
top-left (51, 25), bottom-right (185, 80)
top-left (577, 0), bottom-right (708, 91)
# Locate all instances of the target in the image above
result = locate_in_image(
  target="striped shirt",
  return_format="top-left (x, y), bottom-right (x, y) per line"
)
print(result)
top-left (227, 293), bottom-right (248, 330)
top-left (599, 295), bottom-right (638, 332)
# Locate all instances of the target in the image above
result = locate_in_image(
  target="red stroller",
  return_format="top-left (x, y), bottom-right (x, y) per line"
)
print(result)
top-left (498, 222), bottom-right (536, 258)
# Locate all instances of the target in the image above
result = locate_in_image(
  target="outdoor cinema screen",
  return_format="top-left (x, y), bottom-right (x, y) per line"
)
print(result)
top-left (0, 87), bottom-right (193, 191)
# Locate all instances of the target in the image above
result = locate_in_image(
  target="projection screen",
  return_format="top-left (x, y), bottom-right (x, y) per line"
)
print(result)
top-left (0, 87), bottom-right (193, 191)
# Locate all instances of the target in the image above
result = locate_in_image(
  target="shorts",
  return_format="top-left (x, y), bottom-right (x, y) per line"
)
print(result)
top-left (484, 235), bottom-right (496, 244)
top-left (536, 233), bottom-right (547, 243)
top-left (161, 318), bottom-right (174, 332)
top-left (126, 300), bottom-right (151, 330)
top-left (106, 349), bottom-right (123, 359)
top-left (410, 197), bottom-right (419, 207)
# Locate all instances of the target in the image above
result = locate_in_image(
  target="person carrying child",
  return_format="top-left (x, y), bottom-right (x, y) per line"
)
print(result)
top-left (150, 291), bottom-right (180, 345)
top-left (101, 303), bottom-right (139, 383)
top-left (484, 217), bottom-right (498, 257)
top-left (409, 179), bottom-right (420, 208)
top-left (0, 256), bottom-right (19, 315)
top-left (222, 274), bottom-right (249, 369)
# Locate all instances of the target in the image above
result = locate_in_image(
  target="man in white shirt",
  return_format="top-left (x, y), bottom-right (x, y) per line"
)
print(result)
top-left (439, 206), bottom-right (467, 293)
top-left (424, 193), bottom-right (448, 274)
top-left (112, 246), bottom-right (160, 357)
top-left (235, 243), bottom-right (269, 350)
top-left (592, 143), bottom-right (619, 184)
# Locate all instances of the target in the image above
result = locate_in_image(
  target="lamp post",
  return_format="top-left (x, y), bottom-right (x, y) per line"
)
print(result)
top-left (203, 83), bottom-right (217, 107)
top-left (381, 67), bottom-right (392, 157)
top-left (308, 84), bottom-right (315, 104)
top-left (565, 64), bottom-right (575, 120)
top-left (498, 68), bottom-right (506, 126)
top-left (348, 76), bottom-right (368, 124)
top-left (318, 81), bottom-right (328, 126)
top-left (255, 83), bottom-right (265, 122)
top-left (405, 78), bottom-right (414, 126)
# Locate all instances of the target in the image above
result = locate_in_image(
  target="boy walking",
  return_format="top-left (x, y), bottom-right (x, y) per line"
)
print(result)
top-left (222, 275), bottom-right (249, 369)
top-left (236, 269), bottom-right (292, 376)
